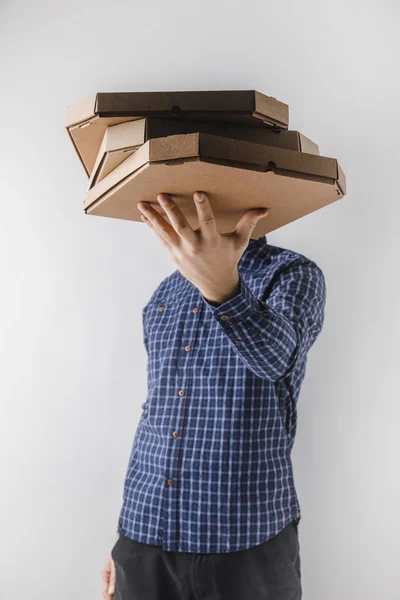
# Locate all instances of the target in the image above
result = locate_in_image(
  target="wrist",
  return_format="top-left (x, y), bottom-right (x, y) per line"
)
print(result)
top-left (201, 272), bottom-right (241, 305)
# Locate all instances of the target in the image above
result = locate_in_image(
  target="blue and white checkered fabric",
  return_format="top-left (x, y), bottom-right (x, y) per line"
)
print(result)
top-left (117, 234), bottom-right (326, 553)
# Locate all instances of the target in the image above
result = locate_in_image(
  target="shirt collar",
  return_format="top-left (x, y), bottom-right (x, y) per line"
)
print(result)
top-left (237, 234), bottom-right (268, 270)
top-left (247, 234), bottom-right (268, 247)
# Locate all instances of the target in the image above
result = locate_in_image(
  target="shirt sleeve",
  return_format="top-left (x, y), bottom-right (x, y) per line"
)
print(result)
top-left (200, 260), bottom-right (326, 382)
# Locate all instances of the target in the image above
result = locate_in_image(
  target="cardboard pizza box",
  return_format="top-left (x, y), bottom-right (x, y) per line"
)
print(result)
top-left (87, 118), bottom-right (319, 190)
top-left (82, 132), bottom-right (346, 239)
top-left (66, 90), bottom-right (289, 176)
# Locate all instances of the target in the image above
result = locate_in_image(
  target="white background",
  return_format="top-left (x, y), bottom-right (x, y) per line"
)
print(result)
top-left (1, 0), bottom-right (399, 598)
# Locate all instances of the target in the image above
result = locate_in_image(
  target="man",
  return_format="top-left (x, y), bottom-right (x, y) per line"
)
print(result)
top-left (101, 191), bottom-right (326, 600)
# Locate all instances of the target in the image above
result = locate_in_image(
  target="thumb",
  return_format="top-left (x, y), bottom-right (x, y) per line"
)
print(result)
top-left (235, 207), bottom-right (269, 243)
top-left (108, 559), bottom-right (116, 595)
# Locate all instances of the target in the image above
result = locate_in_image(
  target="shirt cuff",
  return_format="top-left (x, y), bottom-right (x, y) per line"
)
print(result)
top-left (201, 273), bottom-right (263, 322)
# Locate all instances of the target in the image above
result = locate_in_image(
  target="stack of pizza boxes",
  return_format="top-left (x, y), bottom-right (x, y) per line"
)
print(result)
top-left (66, 91), bottom-right (346, 238)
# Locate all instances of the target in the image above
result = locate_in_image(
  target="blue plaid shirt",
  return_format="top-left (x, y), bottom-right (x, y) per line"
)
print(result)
top-left (117, 234), bottom-right (326, 553)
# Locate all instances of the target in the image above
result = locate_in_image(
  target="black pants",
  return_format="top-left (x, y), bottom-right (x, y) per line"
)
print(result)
top-left (111, 520), bottom-right (302, 600)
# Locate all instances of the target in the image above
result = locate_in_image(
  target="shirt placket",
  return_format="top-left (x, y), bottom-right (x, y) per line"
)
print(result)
top-left (160, 298), bottom-right (202, 550)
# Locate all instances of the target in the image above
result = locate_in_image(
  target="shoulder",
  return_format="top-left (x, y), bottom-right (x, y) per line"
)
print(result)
top-left (142, 269), bottom-right (183, 308)
top-left (244, 241), bottom-right (326, 289)
top-left (267, 242), bottom-right (323, 271)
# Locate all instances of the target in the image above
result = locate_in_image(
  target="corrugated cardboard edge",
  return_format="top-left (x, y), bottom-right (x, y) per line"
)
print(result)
top-left (84, 132), bottom-right (345, 212)
top-left (67, 91), bottom-right (290, 127)
top-left (84, 134), bottom-right (200, 209)
top-left (105, 118), bottom-right (146, 148)
top-left (65, 125), bottom-right (91, 177)
top-left (66, 91), bottom-right (290, 176)
top-left (87, 120), bottom-right (147, 190)
top-left (89, 120), bottom-right (321, 191)
top-left (65, 94), bottom-right (97, 177)
top-left (254, 90), bottom-right (289, 129)
top-left (197, 133), bottom-right (337, 178)
top-left (298, 133), bottom-right (320, 155)
top-left (87, 131), bottom-right (107, 191)
top-left (336, 162), bottom-right (347, 195)
top-left (66, 93), bottom-right (97, 127)
top-left (94, 90), bottom-right (273, 116)
top-left (148, 132), bottom-right (200, 162)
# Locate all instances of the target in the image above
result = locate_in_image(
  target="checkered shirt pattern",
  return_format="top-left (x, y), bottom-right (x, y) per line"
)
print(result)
top-left (117, 234), bottom-right (326, 553)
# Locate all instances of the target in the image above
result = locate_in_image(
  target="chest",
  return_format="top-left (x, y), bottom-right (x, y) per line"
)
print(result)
top-left (144, 280), bottom-right (244, 367)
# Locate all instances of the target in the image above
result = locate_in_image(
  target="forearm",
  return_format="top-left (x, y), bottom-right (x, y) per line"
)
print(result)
top-left (201, 274), bottom-right (300, 381)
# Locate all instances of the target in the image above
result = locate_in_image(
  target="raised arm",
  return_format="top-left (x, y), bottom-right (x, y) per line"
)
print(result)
top-left (201, 260), bottom-right (326, 381)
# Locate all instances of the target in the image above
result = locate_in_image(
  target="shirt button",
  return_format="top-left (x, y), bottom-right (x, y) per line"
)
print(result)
top-left (235, 339), bottom-right (242, 344)
top-left (159, 306), bottom-right (164, 312)
top-left (184, 345), bottom-right (191, 352)
top-left (172, 431), bottom-right (179, 438)
top-left (192, 307), bottom-right (198, 313)
top-left (167, 478), bottom-right (174, 486)
top-left (220, 314), bottom-right (229, 320)
top-left (178, 390), bottom-right (185, 396)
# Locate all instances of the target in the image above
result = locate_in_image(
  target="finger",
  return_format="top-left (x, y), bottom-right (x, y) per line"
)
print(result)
top-left (101, 564), bottom-right (112, 600)
top-left (108, 559), bottom-right (116, 595)
top-left (193, 191), bottom-right (218, 242)
top-left (141, 214), bottom-right (173, 252)
top-left (234, 208), bottom-right (269, 245)
top-left (157, 194), bottom-right (197, 244)
top-left (138, 201), bottom-right (180, 247)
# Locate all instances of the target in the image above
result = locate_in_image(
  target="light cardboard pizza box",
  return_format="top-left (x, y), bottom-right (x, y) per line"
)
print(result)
top-left (87, 118), bottom-right (319, 190)
top-left (82, 132), bottom-right (346, 239)
top-left (66, 90), bottom-right (289, 176)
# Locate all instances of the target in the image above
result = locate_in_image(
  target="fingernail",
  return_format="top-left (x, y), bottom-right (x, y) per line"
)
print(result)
top-left (195, 192), bottom-right (206, 202)
top-left (108, 586), bottom-right (114, 593)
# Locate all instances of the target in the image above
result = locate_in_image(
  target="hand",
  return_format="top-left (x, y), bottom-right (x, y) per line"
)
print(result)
top-left (137, 192), bottom-right (269, 304)
top-left (101, 535), bottom-right (119, 599)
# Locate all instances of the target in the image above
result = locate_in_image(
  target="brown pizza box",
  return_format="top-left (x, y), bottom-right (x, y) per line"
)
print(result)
top-left (66, 90), bottom-right (289, 176)
top-left (82, 132), bottom-right (346, 239)
top-left (87, 118), bottom-right (319, 190)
